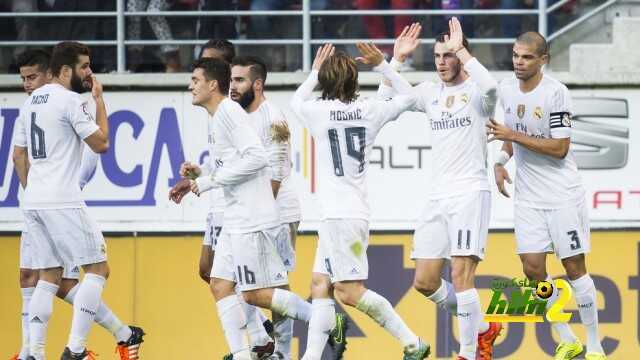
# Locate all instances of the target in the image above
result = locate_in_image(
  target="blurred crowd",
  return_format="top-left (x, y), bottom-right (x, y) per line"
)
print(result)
top-left (0, 0), bottom-right (580, 73)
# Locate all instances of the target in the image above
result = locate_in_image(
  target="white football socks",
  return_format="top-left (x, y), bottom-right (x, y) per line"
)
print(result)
top-left (271, 288), bottom-right (312, 322)
top-left (456, 289), bottom-right (482, 359)
top-left (302, 298), bottom-right (335, 360)
top-left (427, 279), bottom-right (458, 315)
top-left (64, 283), bottom-right (132, 343)
top-left (29, 280), bottom-right (59, 359)
top-left (67, 274), bottom-right (106, 353)
top-left (356, 289), bottom-right (419, 349)
top-left (216, 295), bottom-right (250, 355)
top-left (570, 274), bottom-right (604, 353)
top-left (427, 280), bottom-right (490, 334)
top-left (237, 293), bottom-right (272, 347)
top-left (543, 275), bottom-right (578, 344)
top-left (20, 287), bottom-right (34, 359)
top-left (273, 312), bottom-right (294, 359)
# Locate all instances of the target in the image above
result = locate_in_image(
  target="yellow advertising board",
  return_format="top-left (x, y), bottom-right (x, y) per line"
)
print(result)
top-left (1, 231), bottom-right (639, 359)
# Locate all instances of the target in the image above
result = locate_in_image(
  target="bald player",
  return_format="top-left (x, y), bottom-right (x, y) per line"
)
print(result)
top-left (488, 32), bottom-right (606, 360)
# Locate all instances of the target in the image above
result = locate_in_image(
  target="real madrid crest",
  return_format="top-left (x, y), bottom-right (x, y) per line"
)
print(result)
top-left (461, 93), bottom-right (469, 104)
top-left (517, 104), bottom-right (526, 119)
top-left (446, 95), bottom-right (455, 108)
top-left (534, 106), bottom-right (543, 120)
top-left (562, 113), bottom-right (571, 127)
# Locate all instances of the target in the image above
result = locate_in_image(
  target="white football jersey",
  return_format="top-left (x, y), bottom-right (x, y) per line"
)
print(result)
top-left (13, 83), bottom-right (98, 209)
top-left (204, 113), bottom-right (226, 214)
top-left (291, 70), bottom-right (418, 220)
top-left (209, 98), bottom-right (280, 233)
top-left (498, 75), bottom-right (584, 209)
top-left (247, 100), bottom-right (301, 223)
top-left (378, 58), bottom-right (495, 199)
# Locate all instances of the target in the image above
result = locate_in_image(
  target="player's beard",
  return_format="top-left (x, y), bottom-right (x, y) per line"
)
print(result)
top-left (236, 87), bottom-right (255, 109)
top-left (70, 70), bottom-right (90, 93)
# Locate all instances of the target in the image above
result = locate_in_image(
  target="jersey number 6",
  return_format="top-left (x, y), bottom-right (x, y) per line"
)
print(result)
top-left (328, 126), bottom-right (366, 177)
top-left (30, 112), bottom-right (47, 159)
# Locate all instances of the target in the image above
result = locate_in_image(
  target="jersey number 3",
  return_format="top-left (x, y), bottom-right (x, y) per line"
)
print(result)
top-left (30, 112), bottom-right (47, 159)
top-left (328, 127), bottom-right (366, 177)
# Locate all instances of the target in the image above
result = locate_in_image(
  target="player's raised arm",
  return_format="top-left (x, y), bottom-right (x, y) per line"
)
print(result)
top-left (377, 22), bottom-right (423, 99)
top-left (357, 42), bottom-right (414, 96)
top-left (446, 17), bottom-right (498, 116)
top-left (82, 75), bottom-right (109, 153)
top-left (290, 44), bottom-right (334, 119)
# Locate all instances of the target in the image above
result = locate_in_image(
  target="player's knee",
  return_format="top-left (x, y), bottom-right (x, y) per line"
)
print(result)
top-left (56, 279), bottom-right (78, 299)
top-left (210, 278), bottom-right (235, 301)
top-left (242, 291), bottom-right (259, 306)
top-left (522, 261), bottom-right (546, 280)
top-left (562, 255), bottom-right (587, 280)
top-left (20, 268), bottom-right (38, 288)
top-left (83, 261), bottom-right (110, 279)
top-left (310, 275), bottom-right (331, 298)
top-left (333, 282), bottom-right (363, 307)
top-left (413, 276), bottom-right (440, 296)
top-left (450, 265), bottom-right (468, 288)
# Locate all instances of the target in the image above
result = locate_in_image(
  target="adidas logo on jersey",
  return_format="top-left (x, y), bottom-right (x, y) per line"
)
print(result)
top-left (350, 268), bottom-right (359, 275)
top-left (31, 316), bottom-right (43, 324)
top-left (275, 273), bottom-right (284, 280)
top-left (71, 266), bottom-right (80, 273)
top-left (283, 259), bottom-right (291, 266)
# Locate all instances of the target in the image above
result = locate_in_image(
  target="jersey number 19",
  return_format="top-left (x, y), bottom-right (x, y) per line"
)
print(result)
top-left (328, 127), bottom-right (366, 177)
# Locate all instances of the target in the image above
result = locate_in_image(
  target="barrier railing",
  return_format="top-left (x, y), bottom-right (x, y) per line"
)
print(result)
top-left (0, 0), bottom-right (618, 72)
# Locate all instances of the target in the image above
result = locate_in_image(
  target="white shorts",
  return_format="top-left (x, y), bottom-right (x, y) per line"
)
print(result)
top-left (23, 208), bottom-right (107, 270)
top-left (211, 230), bottom-right (235, 282)
top-left (274, 222), bottom-right (299, 272)
top-left (515, 199), bottom-right (590, 260)
top-left (312, 219), bottom-right (369, 283)
top-left (20, 232), bottom-right (81, 279)
top-left (412, 191), bottom-right (491, 260)
top-left (202, 211), bottom-right (223, 250)
top-left (212, 225), bottom-right (290, 291)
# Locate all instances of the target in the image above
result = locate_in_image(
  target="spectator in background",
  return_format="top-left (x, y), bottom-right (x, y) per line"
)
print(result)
top-left (127, 0), bottom-right (182, 72)
top-left (198, 0), bottom-right (237, 41)
top-left (429, 0), bottom-right (475, 38)
top-left (356, 0), bottom-right (414, 61)
top-left (12, 0), bottom-right (38, 60)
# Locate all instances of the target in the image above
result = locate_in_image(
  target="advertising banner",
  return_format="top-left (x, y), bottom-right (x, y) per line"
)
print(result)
top-left (1, 89), bottom-right (638, 231)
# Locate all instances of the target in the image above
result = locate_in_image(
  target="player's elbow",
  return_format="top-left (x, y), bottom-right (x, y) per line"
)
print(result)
top-left (552, 144), bottom-right (570, 159)
top-left (12, 149), bottom-right (25, 165)
top-left (93, 139), bottom-right (110, 154)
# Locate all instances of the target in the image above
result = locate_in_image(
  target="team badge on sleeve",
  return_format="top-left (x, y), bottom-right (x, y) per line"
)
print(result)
top-left (550, 111), bottom-right (571, 128)
top-left (82, 102), bottom-right (95, 122)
